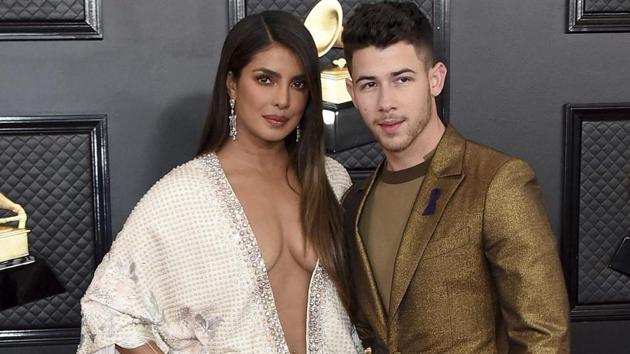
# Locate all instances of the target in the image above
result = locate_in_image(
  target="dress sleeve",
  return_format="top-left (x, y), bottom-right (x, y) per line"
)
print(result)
top-left (482, 158), bottom-right (570, 353)
top-left (325, 156), bottom-right (352, 202)
top-left (78, 186), bottom-right (170, 353)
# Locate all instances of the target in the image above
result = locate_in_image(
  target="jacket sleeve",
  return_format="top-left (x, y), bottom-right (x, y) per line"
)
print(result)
top-left (483, 158), bottom-right (570, 353)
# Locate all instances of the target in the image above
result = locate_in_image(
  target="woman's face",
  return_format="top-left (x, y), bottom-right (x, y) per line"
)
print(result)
top-left (227, 42), bottom-right (309, 145)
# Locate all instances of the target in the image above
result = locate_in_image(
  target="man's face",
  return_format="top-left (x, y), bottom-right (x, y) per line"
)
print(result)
top-left (346, 41), bottom-right (446, 154)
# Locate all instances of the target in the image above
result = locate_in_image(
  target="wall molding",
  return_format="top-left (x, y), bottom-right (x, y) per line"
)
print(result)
top-left (0, 0), bottom-right (102, 40)
top-left (568, 0), bottom-right (630, 33)
top-left (562, 103), bottom-right (630, 321)
top-left (0, 115), bottom-right (111, 345)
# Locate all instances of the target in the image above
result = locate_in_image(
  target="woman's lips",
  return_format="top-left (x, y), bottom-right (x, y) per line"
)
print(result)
top-left (263, 114), bottom-right (288, 127)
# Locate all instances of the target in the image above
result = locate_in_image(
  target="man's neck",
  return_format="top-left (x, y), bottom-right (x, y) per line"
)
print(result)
top-left (384, 117), bottom-right (445, 172)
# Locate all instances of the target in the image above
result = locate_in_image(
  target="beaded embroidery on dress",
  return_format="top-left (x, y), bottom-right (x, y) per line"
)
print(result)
top-left (78, 154), bottom-right (362, 354)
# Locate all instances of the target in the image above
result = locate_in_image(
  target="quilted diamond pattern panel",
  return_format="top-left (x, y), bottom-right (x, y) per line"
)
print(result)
top-left (330, 141), bottom-right (383, 170)
top-left (585, 0), bottom-right (630, 12)
top-left (244, 0), bottom-right (434, 68)
top-left (247, 0), bottom-right (433, 18)
top-left (0, 133), bottom-right (95, 329)
top-left (0, 0), bottom-right (85, 21)
top-left (577, 120), bottom-right (630, 303)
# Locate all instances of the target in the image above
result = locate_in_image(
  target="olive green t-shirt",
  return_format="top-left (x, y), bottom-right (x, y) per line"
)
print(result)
top-left (359, 155), bottom-right (433, 313)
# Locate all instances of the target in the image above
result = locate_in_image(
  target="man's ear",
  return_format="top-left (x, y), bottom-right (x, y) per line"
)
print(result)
top-left (226, 71), bottom-right (237, 100)
top-left (345, 78), bottom-right (356, 105)
top-left (428, 62), bottom-right (447, 97)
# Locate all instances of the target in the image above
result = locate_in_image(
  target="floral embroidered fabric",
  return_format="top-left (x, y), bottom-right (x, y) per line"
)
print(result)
top-left (78, 154), bottom-right (362, 353)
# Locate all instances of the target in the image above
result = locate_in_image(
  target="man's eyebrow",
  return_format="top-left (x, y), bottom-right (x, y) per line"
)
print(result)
top-left (355, 75), bottom-right (376, 83)
top-left (391, 68), bottom-right (416, 77)
top-left (354, 68), bottom-right (416, 83)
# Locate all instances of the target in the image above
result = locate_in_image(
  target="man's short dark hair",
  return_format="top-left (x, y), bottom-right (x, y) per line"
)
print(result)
top-left (342, 1), bottom-right (434, 68)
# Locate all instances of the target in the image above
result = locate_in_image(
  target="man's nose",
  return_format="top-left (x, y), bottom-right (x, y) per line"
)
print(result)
top-left (377, 85), bottom-right (395, 112)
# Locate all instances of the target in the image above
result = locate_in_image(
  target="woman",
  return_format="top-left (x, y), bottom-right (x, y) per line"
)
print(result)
top-left (78, 10), bottom-right (362, 354)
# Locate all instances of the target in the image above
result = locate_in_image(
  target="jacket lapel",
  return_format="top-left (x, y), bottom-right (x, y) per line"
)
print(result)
top-left (352, 163), bottom-right (388, 340)
top-left (388, 126), bottom-right (467, 318)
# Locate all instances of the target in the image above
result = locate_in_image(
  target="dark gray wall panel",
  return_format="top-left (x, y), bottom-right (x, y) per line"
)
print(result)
top-left (2, 0), bottom-right (630, 352)
top-left (0, 1), bottom-right (226, 351)
top-left (0, 0), bottom-right (227, 237)
top-left (449, 0), bottom-right (630, 352)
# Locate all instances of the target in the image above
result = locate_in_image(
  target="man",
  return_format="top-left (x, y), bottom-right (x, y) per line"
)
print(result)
top-left (341, 2), bottom-right (570, 353)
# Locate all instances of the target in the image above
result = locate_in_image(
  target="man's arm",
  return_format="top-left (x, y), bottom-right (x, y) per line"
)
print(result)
top-left (483, 159), bottom-right (570, 353)
top-left (341, 181), bottom-right (387, 353)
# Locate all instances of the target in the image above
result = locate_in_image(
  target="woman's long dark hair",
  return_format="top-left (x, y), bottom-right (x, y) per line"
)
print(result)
top-left (198, 11), bottom-right (349, 307)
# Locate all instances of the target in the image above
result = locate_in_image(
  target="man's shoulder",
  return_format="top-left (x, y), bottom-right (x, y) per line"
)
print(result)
top-left (464, 135), bottom-right (513, 163)
top-left (454, 131), bottom-right (536, 189)
top-left (455, 131), bottom-right (525, 176)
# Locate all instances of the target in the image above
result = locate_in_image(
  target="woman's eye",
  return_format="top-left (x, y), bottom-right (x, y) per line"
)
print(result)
top-left (257, 76), bottom-right (272, 85)
top-left (291, 80), bottom-right (306, 90)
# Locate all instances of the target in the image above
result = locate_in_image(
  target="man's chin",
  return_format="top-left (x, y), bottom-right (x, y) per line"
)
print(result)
top-left (377, 138), bottom-right (410, 154)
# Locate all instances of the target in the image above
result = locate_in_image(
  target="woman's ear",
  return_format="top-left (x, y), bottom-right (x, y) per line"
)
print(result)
top-left (226, 71), bottom-right (237, 100)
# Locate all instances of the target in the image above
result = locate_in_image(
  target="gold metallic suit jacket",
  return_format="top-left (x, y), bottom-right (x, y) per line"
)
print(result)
top-left (342, 125), bottom-right (570, 353)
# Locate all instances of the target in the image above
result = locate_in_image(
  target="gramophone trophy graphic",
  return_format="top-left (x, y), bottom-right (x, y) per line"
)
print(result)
top-left (0, 192), bottom-right (30, 264)
top-left (0, 192), bottom-right (64, 311)
top-left (304, 0), bottom-right (350, 105)
top-left (304, 0), bottom-right (377, 154)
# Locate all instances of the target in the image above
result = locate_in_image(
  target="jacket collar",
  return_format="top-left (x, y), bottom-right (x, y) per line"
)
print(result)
top-left (353, 124), bottom-right (467, 337)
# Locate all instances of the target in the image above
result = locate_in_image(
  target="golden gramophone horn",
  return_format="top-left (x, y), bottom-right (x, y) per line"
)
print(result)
top-left (0, 193), bottom-right (30, 263)
top-left (304, 0), bottom-right (343, 57)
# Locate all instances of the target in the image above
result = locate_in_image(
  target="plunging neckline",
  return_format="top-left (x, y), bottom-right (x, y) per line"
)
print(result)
top-left (201, 153), bottom-right (326, 354)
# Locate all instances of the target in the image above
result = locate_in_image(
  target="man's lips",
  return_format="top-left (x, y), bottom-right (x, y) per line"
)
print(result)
top-left (377, 119), bottom-right (403, 134)
top-left (262, 114), bottom-right (288, 127)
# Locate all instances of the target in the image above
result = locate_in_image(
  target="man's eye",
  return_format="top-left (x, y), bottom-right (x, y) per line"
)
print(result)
top-left (361, 82), bottom-right (376, 90)
top-left (397, 76), bottom-right (412, 83)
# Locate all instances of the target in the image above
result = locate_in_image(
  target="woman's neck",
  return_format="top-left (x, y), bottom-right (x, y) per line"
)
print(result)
top-left (217, 138), bottom-right (291, 174)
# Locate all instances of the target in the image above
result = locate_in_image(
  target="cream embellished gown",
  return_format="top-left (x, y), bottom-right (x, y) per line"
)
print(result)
top-left (78, 153), bottom-right (362, 354)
